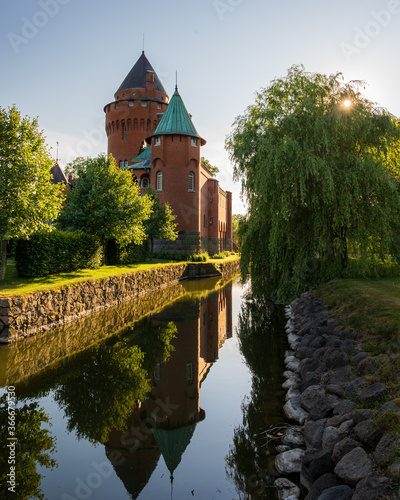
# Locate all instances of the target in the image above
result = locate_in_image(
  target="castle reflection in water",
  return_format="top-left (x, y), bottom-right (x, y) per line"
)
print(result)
top-left (106, 279), bottom-right (233, 497)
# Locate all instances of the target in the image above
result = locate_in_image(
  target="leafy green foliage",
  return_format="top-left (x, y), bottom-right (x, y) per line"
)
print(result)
top-left (105, 239), bottom-right (148, 265)
top-left (226, 66), bottom-right (400, 302)
top-left (57, 155), bottom-right (152, 250)
top-left (0, 105), bottom-right (64, 280)
top-left (231, 214), bottom-right (246, 250)
top-left (190, 252), bottom-right (209, 262)
top-left (15, 230), bottom-right (102, 277)
top-left (0, 396), bottom-right (57, 500)
top-left (201, 157), bottom-right (220, 177)
top-left (144, 186), bottom-right (178, 259)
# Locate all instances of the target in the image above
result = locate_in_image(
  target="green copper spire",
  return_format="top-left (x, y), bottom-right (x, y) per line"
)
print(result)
top-left (148, 88), bottom-right (206, 145)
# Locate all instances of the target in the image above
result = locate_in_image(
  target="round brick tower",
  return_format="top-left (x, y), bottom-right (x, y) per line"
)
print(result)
top-left (146, 87), bottom-right (207, 253)
top-left (104, 51), bottom-right (169, 168)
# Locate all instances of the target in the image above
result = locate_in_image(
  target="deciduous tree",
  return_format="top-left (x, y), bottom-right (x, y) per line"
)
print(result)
top-left (0, 106), bottom-right (64, 280)
top-left (226, 66), bottom-right (400, 301)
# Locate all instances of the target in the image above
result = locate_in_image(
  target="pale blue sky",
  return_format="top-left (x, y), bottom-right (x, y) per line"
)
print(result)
top-left (1, 0), bottom-right (400, 213)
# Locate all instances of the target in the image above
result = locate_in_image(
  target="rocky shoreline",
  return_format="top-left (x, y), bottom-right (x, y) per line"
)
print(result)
top-left (273, 291), bottom-right (400, 500)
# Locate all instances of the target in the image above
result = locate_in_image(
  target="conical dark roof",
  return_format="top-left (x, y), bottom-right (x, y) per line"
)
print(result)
top-left (50, 162), bottom-right (68, 184)
top-left (116, 51), bottom-right (167, 95)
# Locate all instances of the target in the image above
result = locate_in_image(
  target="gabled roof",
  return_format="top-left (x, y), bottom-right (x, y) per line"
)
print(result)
top-left (148, 88), bottom-right (206, 145)
top-left (130, 146), bottom-right (151, 163)
top-left (116, 51), bottom-right (167, 95)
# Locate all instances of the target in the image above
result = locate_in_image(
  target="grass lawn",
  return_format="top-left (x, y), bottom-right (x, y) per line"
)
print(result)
top-left (317, 277), bottom-right (400, 434)
top-left (0, 254), bottom-right (239, 296)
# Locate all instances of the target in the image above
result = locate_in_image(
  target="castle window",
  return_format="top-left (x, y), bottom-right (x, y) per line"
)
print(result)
top-left (141, 101), bottom-right (147, 107)
top-left (115, 102), bottom-right (119, 109)
top-left (210, 193), bottom-right (213, 202)
top-left (132, 92), bottom-right (136, 96)
top-left (119, 161), bottom-right (124, 168)
top-left (129, 101), bottom-right (134, 107)
top-left (186, 362), bottom-right (194, 385)
top-left (188, 171), bottom-right (195, 192)
top-left (141, 177), bottom-right (149, 188)
top-left (155, 136), bottom-right (161, 146)
top-left (156, 171), bottom-right (163, 191)
top-left (124, 160), bottom-right (128, 168)
top-left (191, 137), bottom-right (197, 147)
top-left (122, 93), bottom-right (125, 97)
top-left (157, 103), bottom-right (162, 109)
top-left (122, 123), bottom-right (126, 140)
top-left (209, 217), bottom-right (213, 225)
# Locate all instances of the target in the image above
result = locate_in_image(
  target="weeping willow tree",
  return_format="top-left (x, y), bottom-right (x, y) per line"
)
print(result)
top-left (226, 66), bottom-right (400, 302)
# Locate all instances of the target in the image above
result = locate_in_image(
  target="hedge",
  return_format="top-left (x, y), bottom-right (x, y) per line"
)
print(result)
top-left (15, 230), bottom-right (103, 277)
top-left (105, 239), bottom-right (149, 265)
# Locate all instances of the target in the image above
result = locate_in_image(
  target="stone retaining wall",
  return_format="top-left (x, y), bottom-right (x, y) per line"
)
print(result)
top-left (0, 259), bottom-right (240, 343)
top-left (273, 291), bottom-right (400, 500)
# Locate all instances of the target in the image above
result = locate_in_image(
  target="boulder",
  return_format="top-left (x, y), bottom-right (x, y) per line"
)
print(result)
top-left (300, 448), bottom-right (334, 490)
top-left (332, 437), bottom-right (360, 464)
top-left (357, 382), bottom-right (387, 405)
top-left (284, 398), bottom-right (308, 425)
top-left (352, 475), bottom-right (393, 500)
top-left (303, 473), bottom-right (341, 500)
top-left (345, 409), bottom-right (374, 424)
top-left (282, 426), bottom-right (305, 447)
top-left (337, 419), bottom-right (355, 439)
top-left (350, 352), bottom-right (368, 367)
top-left (275, 448), bottom-right (305, 474)
top-left (322, 426), bottom-right (340, 450)
top-left (299, 385), bottom-right (338, 420)
top-left (357, 357), bottom-right (376, 376)
top-left (303, 419), bottom-right (328, 450)
top-left (333, 399), bottom-right (356, 416)
top-left (334, 447), bottom-right (373, 487)
top-left (318, 485), bottom-right (353, 500)
top-left (325, 383), bottom-right (344, 397)
top-left (389, 461), bottom-right (400, 481)
top-left (353, 419), bottom-right (382, 452)
top-left (373, 432), bottom-right (400, 467)
top-left (285, 386), bottom-right (301, 401)
top-left (343, 376), bottom-right (366, 399)
top-left (274, 478), bottom-right (301, 500)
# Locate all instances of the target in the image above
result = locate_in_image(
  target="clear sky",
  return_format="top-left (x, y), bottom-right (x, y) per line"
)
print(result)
top-left (1, 0), bottom-right (400, 214)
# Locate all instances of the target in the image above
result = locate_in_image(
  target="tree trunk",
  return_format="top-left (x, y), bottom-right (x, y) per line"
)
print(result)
top-left (0, 239), bottom-right (7, 281)
top-left (340, 228), bottom-right (348, 269)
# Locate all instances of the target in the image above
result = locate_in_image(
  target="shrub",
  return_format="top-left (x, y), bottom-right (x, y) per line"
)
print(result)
top-left (106, 239), bottom-right (148, 265)
top-left (15, 230), bottom-right (103, 277)
top-left (211, 250), bottom-right (232, 259)
top-left (190, 252), bottom-right (209, 262)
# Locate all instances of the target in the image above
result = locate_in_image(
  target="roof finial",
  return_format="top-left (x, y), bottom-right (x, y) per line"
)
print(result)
top-left (175, 71), bottom-right (178, 91)
top-left (142, 33), bottom-right (145, 53)
top-left (56, 141), bottom-right (59, 163)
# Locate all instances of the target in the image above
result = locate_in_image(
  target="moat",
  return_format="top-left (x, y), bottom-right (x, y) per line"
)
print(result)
top-left (0, 276), bottom-right (288, 500)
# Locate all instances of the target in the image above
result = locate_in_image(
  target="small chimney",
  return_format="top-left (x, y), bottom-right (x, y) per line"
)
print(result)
top-left (68, 174), bottom-right (73, 181)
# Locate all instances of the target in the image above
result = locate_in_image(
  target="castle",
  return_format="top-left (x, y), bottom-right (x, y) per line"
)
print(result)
top-left (104, 51), bottom-right (232, 255)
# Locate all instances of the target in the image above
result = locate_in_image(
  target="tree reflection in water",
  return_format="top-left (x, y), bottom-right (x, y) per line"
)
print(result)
top-left (54, 319), bottom-right (177, 444)
top-left (226, 293), bottom-right (288, 499)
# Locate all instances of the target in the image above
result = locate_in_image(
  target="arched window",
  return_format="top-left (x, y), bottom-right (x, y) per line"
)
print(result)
top-left (188, 171), bottom-right (194, 191)
top-left (122, 123), bottom-right (126, 140)
top-left (141, 177), bottom-right (149, 189)
top-left (156, 171), bottom-right (163, 191)
top-left (133, 118), bottom-right (138, 130)
top-left (119, 160), bottom-right (124, 168)
top-left (140, 119), bottom-right (145, 130)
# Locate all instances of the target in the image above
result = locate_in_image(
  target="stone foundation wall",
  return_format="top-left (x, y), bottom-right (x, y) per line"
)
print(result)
top-left (0, 259), bottom-right (240, 344)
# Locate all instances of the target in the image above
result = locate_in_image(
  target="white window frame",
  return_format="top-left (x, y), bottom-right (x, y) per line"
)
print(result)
top-left (124, 160), bottom-right (128, 168)
top-left (156, 171), bottom-right (163, 191)
top-left (119, 160), bottom-right (124, 168)
top-left (155, 136), bottom-right (161, 146)
top-left (141, 101), bottom-right (147, 107)
top-left (191, 137), bottom-right (197, 147)
top-left (128, 101), bottom-right (134, 107)
top-left (157, 103), bottom-right (162, 109)
top-left (188, 171), bottom-right (195, 192)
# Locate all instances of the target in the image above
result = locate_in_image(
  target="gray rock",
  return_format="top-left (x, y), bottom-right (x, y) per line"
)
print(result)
top-left (300, 448), bottom-right (334, 490)
top-left (332, 437), bottom-right (360, 464)
top-left (353, 420), bottom-right (382, 451)
top-left (276, 445), bottom-right (290, 453)
top-left (373, 432), bottom-right (400, 466)
top-left (318, 485), bottom-right (353, 500)
top-left (345, 408), bottom-right (374, 424)
top-left (275, 448), bottom-right (305, 474)
top-left (350, 352), bottom-right (368, 366)
top-left (324, 348), bottom-right (348, 370)
top-left (283, 370), bottom-right (295, 379)
top-left (284, 398), bottom-right (308, 425)
top-left (303, 473), bottom-right (340, 500)
top-left (282, 426), bottom-right (305, 447)
top-left (357, 382), bottom-right (387, 405)
top-left (333, 399), bottom-right (356, 416)
top-left (299, 385), bottom-right (338, 420)
top-left (352, 475), bottom-right (393, 500)
top-left (337, 419), bottom-right (355, 439)
top-left (288, 333), bottom-right (301, 349)
top-left (325, 384), bottom-right (344, 397)
top-left (297, 347), bottom-right (316, 360)
top-left (285, 386), bottom-right (301, 401)
top-left (357, 357), bottom-right (376, 376)
top-left (321, 366), bottom-right (352, 387)
top-left (282, 375), bottom-right (301, 390)
top-left (287, 359), bottom-right (301, 371)
top-left (303, 419), bottom-right (328, 450)
top-left (334, 447), bottom-right (373, 487)
top-left (322, 426), bottom-right (340, 449)
top-left (274, 478), bottom-right (301, 500)
top-left (325, 335), bottom-right (342, 348)
top-left (389, 461), bottom-right (400, 481)
top-left (343, 376), bottom-right (366, 399)
top-left (375, 400), bottom-right (400, 416)
top-left (326, 414), bottom-right (348, 427)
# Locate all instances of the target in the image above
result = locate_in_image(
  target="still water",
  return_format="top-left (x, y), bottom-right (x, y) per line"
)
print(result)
top-left (0, 276), bottom-right (288, 500)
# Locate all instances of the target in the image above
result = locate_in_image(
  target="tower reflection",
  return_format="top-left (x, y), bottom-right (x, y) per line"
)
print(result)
top-left (106, 278), bottom-right (233, 497)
